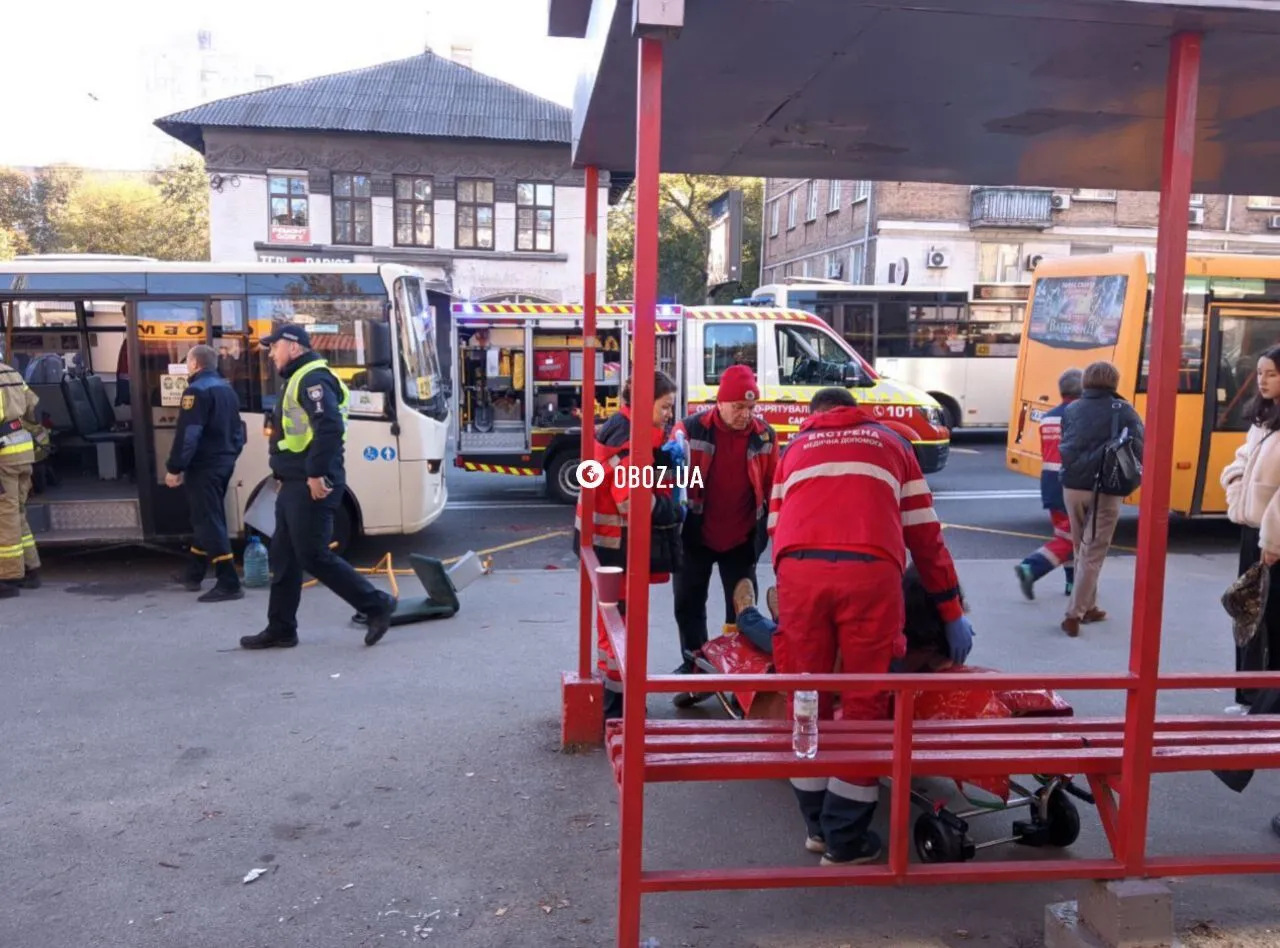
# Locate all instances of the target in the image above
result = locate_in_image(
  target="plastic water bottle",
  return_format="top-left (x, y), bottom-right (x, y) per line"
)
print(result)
top-left (793, 687), bottom-right (819, 759)
top-left (243, 535), bottom-right (269, 588)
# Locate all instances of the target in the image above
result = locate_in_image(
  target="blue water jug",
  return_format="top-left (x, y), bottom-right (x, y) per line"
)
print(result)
top-left (243, 535), bottom-right (269, 588)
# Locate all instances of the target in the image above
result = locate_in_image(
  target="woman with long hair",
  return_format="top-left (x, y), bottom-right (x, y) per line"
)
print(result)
top-left (574, 370), bottom-right (683, 719)
top-left (1221, 344), bottom-right (1280, 710)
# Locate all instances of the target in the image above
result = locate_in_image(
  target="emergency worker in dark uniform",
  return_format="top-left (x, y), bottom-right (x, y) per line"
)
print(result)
top-left (240, 324), bottom-right (397, 650)
top-left (166, 344), bottom-right (247, 602)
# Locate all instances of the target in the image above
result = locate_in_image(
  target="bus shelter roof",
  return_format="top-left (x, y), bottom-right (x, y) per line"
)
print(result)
top-left (550, 0), bottom-right (1280, 193)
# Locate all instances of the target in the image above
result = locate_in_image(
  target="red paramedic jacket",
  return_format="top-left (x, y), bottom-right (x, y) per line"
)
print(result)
top-left (767, 405), bottom-right (964, 623)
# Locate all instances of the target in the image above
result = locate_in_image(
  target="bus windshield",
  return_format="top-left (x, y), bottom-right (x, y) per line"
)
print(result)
top-left (395, 276), bottom-right (447, 422)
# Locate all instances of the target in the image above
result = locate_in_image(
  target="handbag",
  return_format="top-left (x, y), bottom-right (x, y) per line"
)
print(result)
top-left (1221, 561), bottom-right (1270, 648)
top-left (1091, 401), bottom-right (1143, 539)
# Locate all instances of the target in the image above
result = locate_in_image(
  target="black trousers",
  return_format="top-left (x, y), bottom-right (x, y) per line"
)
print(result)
top-left (267, 479), bottom-right (384, 635)
top-left (673, 537), bottom-right (759, 662)
top-left (1237, 526), bottom-right (1280, 705)
top-left (186, 464), bottom-right (235, 563)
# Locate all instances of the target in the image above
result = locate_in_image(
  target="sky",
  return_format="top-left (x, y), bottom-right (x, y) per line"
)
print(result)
top-left (0, 0), bottom-right (584, 170)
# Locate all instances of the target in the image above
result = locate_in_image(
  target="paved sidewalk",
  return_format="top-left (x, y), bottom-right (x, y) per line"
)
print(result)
top-left (2, 554), bottom-right (1278, 948)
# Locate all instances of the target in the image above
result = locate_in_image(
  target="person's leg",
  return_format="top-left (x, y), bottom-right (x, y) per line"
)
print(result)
top-left (672, 537), bottom-right (716, 667)
top-left (1233, 529), bottom-right (1264, 706)
top-left (251, 480), bottom-right (304, 646)
top-left (202, 466), bottom-right (240, 594)
top-left (716, 540), bottom-right (759, 634)
top-left (1016, 508), bottom-right (1071, 600)
top-left (736, 605), bottom-right (777, 654)
top-left (298, 494), bottom-right (393, 619)
top-left (1078, 494), bottom-right (1123, 619)
top-left (1051, 508), bottom-right (1076, 594)
top-left (1063, 489), bottom-right (1093, 629)
top-left (177, 472), bottom-right (210, 588)
top-left (0, 465), bottom-right (24, 588)
top-left (16, 465), bottom-right (39, 585)
top-left (599, 597), bottom-right (626, 719)
top-left (822, 559), bottom-right (901, 864)
top-left (775, 557), bottom-right (839, 851)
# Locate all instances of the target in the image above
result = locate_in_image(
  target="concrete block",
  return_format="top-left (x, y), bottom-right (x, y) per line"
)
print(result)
top-left (1080, 880), bottom-right (1176, 948)
top-left (560, 670), bottom-right (604, 751)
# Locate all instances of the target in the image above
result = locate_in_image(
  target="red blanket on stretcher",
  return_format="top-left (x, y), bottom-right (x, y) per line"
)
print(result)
top-left (696, 634), bottom-right (1073, 800)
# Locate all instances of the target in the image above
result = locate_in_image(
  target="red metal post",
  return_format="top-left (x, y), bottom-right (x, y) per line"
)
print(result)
top-left (579, 165), bottom-right (601, 681)
top-left (1119, 30), bottom-right (1201, 873)
top-left (617, 37), bottom-right (663, 948)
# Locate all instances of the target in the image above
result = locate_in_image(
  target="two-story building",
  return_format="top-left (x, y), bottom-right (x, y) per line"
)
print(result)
top-left (761, 181), bottom-right (1280, 289)
top-left (156, 51), bottom-right (620, 306)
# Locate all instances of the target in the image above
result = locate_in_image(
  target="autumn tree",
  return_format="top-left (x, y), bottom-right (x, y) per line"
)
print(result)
top-left (0, 226), bottom-right (17, 261)
top-left (607, 175), bottom-right (763, 304)
top-left (154, 157), bottom-right (211, 259)
top-left (0, 165), bottom-right (82, 255)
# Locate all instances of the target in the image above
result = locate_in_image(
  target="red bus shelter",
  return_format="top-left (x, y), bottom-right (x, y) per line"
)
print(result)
top-left (550, 2), bottom-right (1280, 945)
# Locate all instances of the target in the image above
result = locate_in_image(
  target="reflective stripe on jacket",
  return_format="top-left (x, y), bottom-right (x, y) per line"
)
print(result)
top-left (0, 362), bottom-right (36, 463)
top-left (673, 408), bottom-right (777, 548)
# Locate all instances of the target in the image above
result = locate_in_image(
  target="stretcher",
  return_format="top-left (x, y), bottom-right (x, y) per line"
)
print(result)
top-left (688, 632), bottom-right (1096, 863)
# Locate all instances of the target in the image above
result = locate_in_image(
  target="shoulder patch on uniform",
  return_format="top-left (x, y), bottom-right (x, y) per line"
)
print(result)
top-left (307, 385), bottom-right (324, 402)
top-left (181, 394), bottom-right (195, 410)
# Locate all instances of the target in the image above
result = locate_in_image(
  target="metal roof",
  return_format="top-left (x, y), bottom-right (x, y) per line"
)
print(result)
top-left (552, 0), bottom-right (1280, 194)
top-left (154, 51), bottom-right (573, 153)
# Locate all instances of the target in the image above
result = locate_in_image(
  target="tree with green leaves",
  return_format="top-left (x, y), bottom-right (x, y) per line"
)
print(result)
top-left (607, 175), bottom-right (763, 304)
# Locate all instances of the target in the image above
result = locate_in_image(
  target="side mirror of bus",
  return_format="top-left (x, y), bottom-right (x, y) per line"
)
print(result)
top-left (364, 321), bottom-right (393, 368)
top-left (365, 367), bottom-right (395, 395)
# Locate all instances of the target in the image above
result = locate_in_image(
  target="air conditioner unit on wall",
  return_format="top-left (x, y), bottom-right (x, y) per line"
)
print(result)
top-left (926, 247), bottom-right (950, 269)
top-left (1051, 194), bottom-right (1071, 210)
top-left (1025, 253), bottom-right (1045, 271)
top-left (1188, 207), bottom-right (1205, 226)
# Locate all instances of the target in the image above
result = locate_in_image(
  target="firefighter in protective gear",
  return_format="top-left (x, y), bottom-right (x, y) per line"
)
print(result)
top-left (573, 371), bottom-right (683, 719)
top-left (768, 386), bottom-right (972, 865)
top-left (1015, 367), bottom-right (1082, 599)
top-left (0, 358), bottom-right (41, 597)
top-left (239, 323), bottom-right (397, 650)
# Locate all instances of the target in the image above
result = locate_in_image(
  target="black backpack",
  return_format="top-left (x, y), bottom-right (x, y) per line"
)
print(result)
top-left (1095, 400), bottom-right (1143, 497)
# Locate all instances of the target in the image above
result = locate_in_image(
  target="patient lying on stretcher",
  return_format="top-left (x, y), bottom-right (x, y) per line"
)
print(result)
top-left (730, 562), bottom-right (968, 672)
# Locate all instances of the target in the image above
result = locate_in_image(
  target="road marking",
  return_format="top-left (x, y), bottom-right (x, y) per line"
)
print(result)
top-left (950, 447), bottom-right (981, 455)
top-left (942, 521), bottom-right (1136, 553)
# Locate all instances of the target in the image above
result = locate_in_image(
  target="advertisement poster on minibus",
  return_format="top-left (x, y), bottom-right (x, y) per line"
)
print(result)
top-left (1028, 274), bottom-right (1128, 349)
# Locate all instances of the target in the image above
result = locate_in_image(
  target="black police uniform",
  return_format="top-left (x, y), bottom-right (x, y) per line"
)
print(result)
top-left (242, 341), bottom-right (395, 649)
top-left (167, 368), bottom-right (246, 599)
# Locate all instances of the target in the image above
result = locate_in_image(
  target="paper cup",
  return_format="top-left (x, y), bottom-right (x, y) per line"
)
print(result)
top-left (596, 566), bottom-right (624, 605)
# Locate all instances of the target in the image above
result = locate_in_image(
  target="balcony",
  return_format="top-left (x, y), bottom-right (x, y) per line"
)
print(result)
top-left (970, 187), bottom-right (1054, 229)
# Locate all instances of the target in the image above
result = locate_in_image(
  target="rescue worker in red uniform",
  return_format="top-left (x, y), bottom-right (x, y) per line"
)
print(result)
top-left (574, 371), bottom-right (683, 719)
top-left (769, 386), bottom-right (973, 865)
top-left (670, 365), bottom-right (778, 707)
top-left (1015, 367), bottom-right (1081, 599)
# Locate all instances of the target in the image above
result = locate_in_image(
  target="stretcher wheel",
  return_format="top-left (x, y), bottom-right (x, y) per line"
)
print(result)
top-left (913, 813), bottom-right (968, 863)
top-left (1044, 788), bottom-right (1081, 848)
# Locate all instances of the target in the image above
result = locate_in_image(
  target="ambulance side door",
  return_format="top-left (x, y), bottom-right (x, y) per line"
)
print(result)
top-left (766, 319), bottom-right (866, 431)
top-left (693, 318), bottom-right (762, 415)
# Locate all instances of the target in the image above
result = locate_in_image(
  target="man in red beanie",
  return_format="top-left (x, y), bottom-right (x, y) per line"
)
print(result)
top-left (670, 363), bottom-right (778, 707)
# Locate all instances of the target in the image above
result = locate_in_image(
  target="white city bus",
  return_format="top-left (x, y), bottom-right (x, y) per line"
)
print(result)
top-left (748, 280), bottom-right (1027, 429)
top-left (0, 261), bottom-right (450, 551)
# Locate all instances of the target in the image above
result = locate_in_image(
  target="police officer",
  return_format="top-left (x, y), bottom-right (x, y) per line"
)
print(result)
top-left (165, 344), bottom-right (246, 602)
top-left (0, 355), bottom-right (40, 598)
top-left (240, 323), bottom-right (396, 650)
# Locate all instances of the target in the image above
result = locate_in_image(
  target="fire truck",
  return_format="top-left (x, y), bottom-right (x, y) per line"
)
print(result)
top-left (450, 302), bottom-right (951, 503)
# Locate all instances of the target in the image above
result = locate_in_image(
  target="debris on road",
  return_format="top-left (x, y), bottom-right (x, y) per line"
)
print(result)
top-left (341, 883), bottom-right (355, 890)
top-left (243, 868), bottom-right (269, 884)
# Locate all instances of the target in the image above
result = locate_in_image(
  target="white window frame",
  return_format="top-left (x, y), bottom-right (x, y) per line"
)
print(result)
top-left (787, 191), bottom-right (798, 229)
top-left (827, 180), bottom-right (841, 213)
top-left (850, 180), bottom-right (871, 204)
top-left (805, 181), bottom-right (818, 222)
top-left (849, 244), bottom-right (866, 283)
top-left (1189, 193), bottom-right (1205, 207)
top-left (1247, 196), bottom-right (1280, 210)
top-left (769, 200), bottom-right (780, 237)
top-left (1072, 188), bottom-right (1118, 202)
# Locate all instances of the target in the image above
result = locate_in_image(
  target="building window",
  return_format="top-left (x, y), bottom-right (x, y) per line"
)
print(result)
top-left (457, 179), bottom-right (495, 250)
top-left (394, 176), bottom-right (434, 247)
top-left (516, 182), bottom-right (554, 252)
top-left (849, 244), bottom-right (866, 283)
top-left (801, 257), bottom-right (813, 278)
top-left (1189, 193), bottom-right (1205, 207)
top-left (1072, 188), bottom-right (1118, 202)
top-left (332, 173), bottom-right (373, 245)
top-left (787, 191), bottom-right (798, 229)
top-left (268, 174), bottom-right (309, 242)
top-left (978, 242), bottom-right (1022, 283)
top-left (768, 200), bottom-right (779, 237)
top-left (825, 252), bottom-right (843, 279)
top-left (850, 181), bottom-right (871, 204)
top-left (827, 180), bottom-right (841, 213)
top-left (1247, 196), bottom-right (1280, 210)
top-left (805, 181), bottom-right (819, 221)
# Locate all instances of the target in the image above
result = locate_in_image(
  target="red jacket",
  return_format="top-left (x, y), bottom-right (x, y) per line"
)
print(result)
top-left (767, 406), bottom-right (963, 622)
top-left (674, 408), bottom-right (778, 551)
top-left (574, 407), bottom-right (680, 579)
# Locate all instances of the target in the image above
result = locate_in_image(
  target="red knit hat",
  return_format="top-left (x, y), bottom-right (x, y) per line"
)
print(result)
top-left (717, 364), bottom-right (759, 403)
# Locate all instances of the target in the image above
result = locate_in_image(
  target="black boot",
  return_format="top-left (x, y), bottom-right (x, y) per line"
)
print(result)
top-left (819, 782), bottom-right (882, 865)
top-left (0, 583), bottom-right (18, 599)
top-left (791, 784), bottom-right (828, 853)
top-left (239, 627), bottom-right (298, 649)
top-left (172, 551), bottom-right (206, 591)
top-left (603, 688), bottom-right (625, 720)
top-left (16, 569), bottom-right (40, 590)
top-left (199, 560), bottom-right (244, 603)
top-left (363, 593), bottom-right (398, 646)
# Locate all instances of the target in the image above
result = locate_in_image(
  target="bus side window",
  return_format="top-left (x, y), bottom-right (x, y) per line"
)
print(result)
top-left (876, 303), bottom-right (910, 358)
top-left (703, 323), bottom-right (757, 383)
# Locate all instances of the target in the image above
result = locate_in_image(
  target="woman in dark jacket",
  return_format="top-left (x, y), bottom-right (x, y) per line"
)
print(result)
top-left (1058, 360), bottom-right (1144, 637)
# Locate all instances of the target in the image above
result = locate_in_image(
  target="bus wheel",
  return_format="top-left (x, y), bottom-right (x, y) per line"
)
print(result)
top-left (546, 452), bottom-right (581, 505)
top-left (933, 395), bottom-right (962, 432)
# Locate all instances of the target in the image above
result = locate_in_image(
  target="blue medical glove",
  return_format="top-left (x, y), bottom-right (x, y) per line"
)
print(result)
top-left (944, 616), bottom-right (975, 665)
top-left (660, 437), bottom-right (686, 467)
